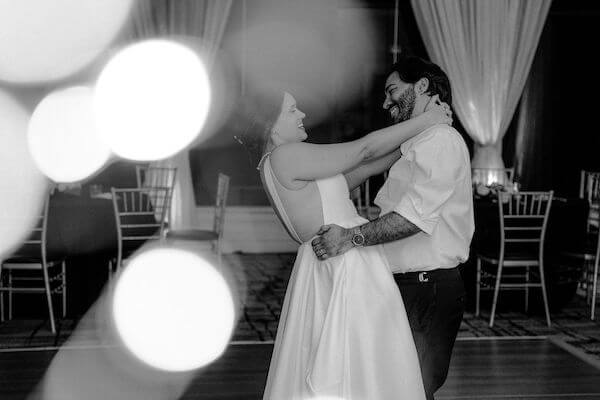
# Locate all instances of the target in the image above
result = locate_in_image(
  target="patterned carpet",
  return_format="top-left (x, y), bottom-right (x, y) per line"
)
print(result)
top-left (1, 253), bottom-right (599, 365)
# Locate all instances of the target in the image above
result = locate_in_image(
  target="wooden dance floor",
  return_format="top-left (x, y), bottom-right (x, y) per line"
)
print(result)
top-left (1, 338), bottom-right (600, 399)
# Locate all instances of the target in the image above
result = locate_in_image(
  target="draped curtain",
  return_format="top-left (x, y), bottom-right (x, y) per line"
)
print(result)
top-left (514, 22), bottom-right (550, 190)
top-left (127, 0), bottom-right (233, 229)
top-left (410, 0), bottom-right (551, 180)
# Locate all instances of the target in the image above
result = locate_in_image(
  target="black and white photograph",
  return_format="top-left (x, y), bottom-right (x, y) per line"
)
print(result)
top-left (0, 0), bottom-right (600, 399)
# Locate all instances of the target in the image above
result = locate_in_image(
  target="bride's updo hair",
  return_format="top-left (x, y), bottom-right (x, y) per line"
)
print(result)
top-left (234, 89), bottom-right (284, 168)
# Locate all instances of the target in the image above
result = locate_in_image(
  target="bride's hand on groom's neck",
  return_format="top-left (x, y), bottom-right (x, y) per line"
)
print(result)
top-left (424, 95), bottom-right (453, 126)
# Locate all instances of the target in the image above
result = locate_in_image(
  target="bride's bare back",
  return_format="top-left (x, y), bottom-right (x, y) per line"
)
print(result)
top-left (260, 156), bottom-right (325, 243)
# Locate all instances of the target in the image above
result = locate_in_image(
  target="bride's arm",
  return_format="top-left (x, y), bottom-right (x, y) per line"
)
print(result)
top-left (271, 109), bottom-right (449, 188)
top-left (344, 148), bottom-right (402, 192)
top-left (344, 97), bottom-right (453, 191)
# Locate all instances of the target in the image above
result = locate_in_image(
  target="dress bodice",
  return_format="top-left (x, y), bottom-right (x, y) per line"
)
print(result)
top-left (260, 155), bottom-right (366, 244)
top-left (314, 174), bottom-right (366, 227)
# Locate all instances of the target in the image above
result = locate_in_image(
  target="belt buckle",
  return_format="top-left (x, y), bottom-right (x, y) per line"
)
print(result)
top-left (418, 272), bottom-right (429, 283)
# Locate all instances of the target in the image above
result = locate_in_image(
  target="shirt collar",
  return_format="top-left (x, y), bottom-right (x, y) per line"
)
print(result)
top-left (400, 124), bottom-right (444, 154)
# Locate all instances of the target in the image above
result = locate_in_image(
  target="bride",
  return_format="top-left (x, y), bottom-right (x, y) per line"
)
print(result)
top-left (237, 90), bottom-right (451, 399)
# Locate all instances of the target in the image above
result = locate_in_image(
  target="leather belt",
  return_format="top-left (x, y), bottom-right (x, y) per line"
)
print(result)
top-left (393, 267), bottom-right (460, 284)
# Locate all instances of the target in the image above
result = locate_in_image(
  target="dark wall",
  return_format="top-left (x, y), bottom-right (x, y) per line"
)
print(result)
top-left (515, 0), bottom-right (600, 196)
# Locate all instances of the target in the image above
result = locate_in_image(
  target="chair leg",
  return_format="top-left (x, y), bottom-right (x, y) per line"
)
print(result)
top-left (475, 258), bottom-right (481, 317)
top-left (61, 261), bottom-right (67, 318)
top-left (490, 263), bottom-right (504, 328)
top-left (538, 261), bottom-right (551, 327)
top-left (107, 259), bottom-right (113, 283)
top-left (217, 239), bottom-right (222, 269)
top-left (592, 255), bottom-right (599, 321)
top-left (8, 270), bottom-right (12, 321)
top-left (41, 262), bottom-right (56, 334)
top-left (117, 253), bottom-right (122, 274)
top-left (0, 263), bottom-right (4, 322)
top-left (587, 259), bottom-right (593, 305)
top-left (525, 266), bottom-right (530, 314)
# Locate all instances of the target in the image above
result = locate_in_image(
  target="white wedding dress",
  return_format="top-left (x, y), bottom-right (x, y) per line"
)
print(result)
top-left (261, 156), bottom-right (425, 400)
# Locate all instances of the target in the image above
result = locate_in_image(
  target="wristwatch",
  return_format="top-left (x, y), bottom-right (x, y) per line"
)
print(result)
top-left (351, 227), bottom-right (365, 247)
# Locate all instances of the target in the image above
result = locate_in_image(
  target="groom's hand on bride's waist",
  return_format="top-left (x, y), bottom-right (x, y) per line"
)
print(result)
top-left (311, 224), bottom-right (354, 260)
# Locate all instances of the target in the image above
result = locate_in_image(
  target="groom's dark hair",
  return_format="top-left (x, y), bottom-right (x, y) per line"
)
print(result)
top-left (390, 55), bottom-right (452, 105)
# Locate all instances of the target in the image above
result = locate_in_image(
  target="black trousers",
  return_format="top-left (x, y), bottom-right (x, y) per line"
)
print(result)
top-left (393, 268), bottom-right (465, 400)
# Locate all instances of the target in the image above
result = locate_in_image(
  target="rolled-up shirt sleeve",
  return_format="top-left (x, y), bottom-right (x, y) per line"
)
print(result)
top-left (393, 133), bottom-right (461, 235)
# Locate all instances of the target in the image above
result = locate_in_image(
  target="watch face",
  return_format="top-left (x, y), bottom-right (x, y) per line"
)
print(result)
top-left (352, 233), bottom-right (365, 246)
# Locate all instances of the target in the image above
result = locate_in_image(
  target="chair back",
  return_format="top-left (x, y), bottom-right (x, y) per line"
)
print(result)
top-left (472, 167), bottom-right (515, 188)
top-left (10, 195), bottom-right (49, 262)
top-left (111, 187), bottom-right (169, 250)
top-left (580, 170), bottom-right (600, 204)
top-left (136, 166), bottom-right (177, 190)
top-left (497, 191), bottom-right (553, 260)
top-left (213, 173), bottom-right (230, 238)
top-left (136, 165), bottom-right (177, 228)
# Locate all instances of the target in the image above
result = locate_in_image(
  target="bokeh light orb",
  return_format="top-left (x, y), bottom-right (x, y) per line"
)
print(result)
top-left (112, 247), bottom-right (235, 371)
top-left (225, 0), bottom-right (376, 127)
top-left (94, 40), bottom-right (211, 161)
top-left (28, 86), bottom-right (111, 182)
top-left (0, 90), bottom-right (47, 258)
top-left (0, 0), bottom-right (133, 83)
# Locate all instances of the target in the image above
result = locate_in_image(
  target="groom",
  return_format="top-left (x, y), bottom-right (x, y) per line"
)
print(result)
top-left (311, 54), bottom-right (474, 400)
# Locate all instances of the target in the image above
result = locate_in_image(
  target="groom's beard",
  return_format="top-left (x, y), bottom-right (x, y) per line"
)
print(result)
top-left (391, 87), bottom-right (416, 123)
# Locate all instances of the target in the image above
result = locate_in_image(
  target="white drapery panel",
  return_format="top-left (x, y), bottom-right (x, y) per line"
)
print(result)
top-left (410, 0), bottom-right (551, 176)
top-left (128, 0), bottom-right (233, 229)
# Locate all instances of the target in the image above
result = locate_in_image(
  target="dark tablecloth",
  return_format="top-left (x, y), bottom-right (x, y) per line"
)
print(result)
top-left (473, 196), bottom-right (589, 253)
top-left (47, 193), bottom-right (118, 258)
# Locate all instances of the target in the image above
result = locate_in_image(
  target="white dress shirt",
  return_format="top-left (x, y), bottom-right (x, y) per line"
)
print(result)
top-left (374, 124), bottom-right (474, 273)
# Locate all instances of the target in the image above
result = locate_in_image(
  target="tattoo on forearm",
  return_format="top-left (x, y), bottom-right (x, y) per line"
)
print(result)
top-left (361, 212), bottom-right (421, 246)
